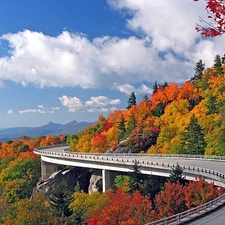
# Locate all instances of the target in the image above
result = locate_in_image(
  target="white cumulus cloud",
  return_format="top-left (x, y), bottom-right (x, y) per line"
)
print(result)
top-left (19, 105), bottom-right (59, 114)
top-left (85, 96), bottom-right (121, 107)
top-left (0, 0), bottom-right (224, 90)
top-left (115, 83), bottom-right (135, 95)
top-left (137, 84), bottom-right (153, 94)
top-left (59, 95), bottom-right (121, 113)
top-left (87, 108), bottom-right (109, 113)
top-left (58, 95), bottom-right (82, 112)
top-left (115, 83), bottom-right (152, 95)
top-left (19, 109), bottom-right (45, 114)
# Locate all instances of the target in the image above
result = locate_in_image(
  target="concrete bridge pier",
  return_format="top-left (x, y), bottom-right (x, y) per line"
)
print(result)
top-left (41, 160), bottom-right (58, 180)
top-left (102, 169), bottom-right (111, 192)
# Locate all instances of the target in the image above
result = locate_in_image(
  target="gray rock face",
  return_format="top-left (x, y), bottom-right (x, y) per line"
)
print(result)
top-left (31, 167), bottom-right (83, 199)
top-left (114, 147), bottom-right (132, 153)
top-left (31, 167), bottom-right (103, 200)
top-left (88, 174), bottom-right (102, 194)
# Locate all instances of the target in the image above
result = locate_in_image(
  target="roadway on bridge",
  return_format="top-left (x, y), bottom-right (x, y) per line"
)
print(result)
top-left (40, 145), bottom-right (225, 174)
top-left (186, 204), bottom-right (225, 225)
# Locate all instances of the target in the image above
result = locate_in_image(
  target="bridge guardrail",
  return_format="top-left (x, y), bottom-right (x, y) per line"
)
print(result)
top-left (145, 193), bottom-right (225, 225)
top-left (34, 146), bottom-right (225, 161)
top-left (34, 147), bottom-right (225, 182)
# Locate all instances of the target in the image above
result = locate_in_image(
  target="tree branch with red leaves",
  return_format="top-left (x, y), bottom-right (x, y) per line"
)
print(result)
top-left (195, 0), bottom-right (225, 37)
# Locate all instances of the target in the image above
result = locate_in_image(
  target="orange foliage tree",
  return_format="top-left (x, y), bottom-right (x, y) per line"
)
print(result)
top-left (185, 177), bottom-right (224, 208)
top-left (76, 133), bottom-right (92, 152)
top-left (91, 134), bottom-right (108, 153)
top-left (178, 82), bottom-right (195, 101)
top-left (40, 136), bottom-right (60, 147)
top-left (155, 178), bottom-right (224, 219)
top-left (155, 182), bottom-right (187, 218)
top-left (88, 189), bottom-right (156, 225)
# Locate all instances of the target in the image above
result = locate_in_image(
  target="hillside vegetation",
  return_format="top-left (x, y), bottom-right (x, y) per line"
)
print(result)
top-left (0, 136), bottom-right (223, 225)
top-left (0, 55), bottom-right (225, 224)
top-left (67, 55), bottom-right (225, 156)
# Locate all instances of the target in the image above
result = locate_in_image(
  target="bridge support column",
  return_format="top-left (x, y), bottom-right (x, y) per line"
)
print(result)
top-left (102, 169), bottom-right (111, 192)
top-left (41, 160), bottom-right (58, 180)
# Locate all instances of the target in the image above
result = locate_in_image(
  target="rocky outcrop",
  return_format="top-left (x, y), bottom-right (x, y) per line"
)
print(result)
top-left (114, 147), bottom-right (132, 153)
top-left (31, 167), bottom-right (91, 200)
top-left (88, 174), bottom-right (102, 193)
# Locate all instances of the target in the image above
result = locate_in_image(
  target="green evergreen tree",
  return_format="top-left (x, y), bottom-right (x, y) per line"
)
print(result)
top-left (214, 54), bottom-right (223, 75)
top-left (162, 81), bottom-right (168, 89)
top-left (129, 160), bottom-right (142, 192)
top-left (169, 163), bottom-right (186, 185)
top-left (96, 114), bottom-right (106, 133)
top-left (18, 144), bottom-right (29, 153)
top-left (152, 102), bottom-right (166, 117)
top-left (141, 175), bottom-right (167, 202)
top-left (143, 94), bottom-right (149, 101)
top-left (117, 115), bottom-right (126, 140)
top-left (181, 116), bottom-right (206, 155)
top-left (191, 59), bottom-right (205, 82)
top-left (205, 95), bottom-right (218, 114)
top-left (153, 81), bottom-right (158, 94)
top-left (127, 92), bottom-right (136, 109)
top-left (126, 112), bottom-right (137, 136)
top-left (221, 53), bottom-right (225, 64)
top-left (49, 182), bottom-right (73, 223)
top-left (197, 73), bottom-right (210, 90)
top-left (188, 96), bottom-right (202, 111)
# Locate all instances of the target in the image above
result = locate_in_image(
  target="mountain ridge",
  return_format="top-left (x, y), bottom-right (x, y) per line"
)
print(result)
top-left (0, 120), bottom-right (95, 142)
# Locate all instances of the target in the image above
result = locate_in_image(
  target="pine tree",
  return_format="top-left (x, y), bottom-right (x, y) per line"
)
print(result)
top-left (152, 102), bottom-right (165, 117)
top-left (162, 81), bottom-right (168, 89)
top-left (169, 163), bottom-right (186, 185)
top-left (153, 81), bottom-right (158, 94)
top-left (126, 112), bottom-right (137, 136)
top-left (143, 94), bottom-right (149, 101)
top-left (141, 175), bottom-right (167, 201)
top-left (117, 115), bottom-right (126, 140)
top-left (129, 160), bottom-right (142, 192)
top-left (214, 54), bottom-right (223, 75)
top-left (205, 95), bottom-right (218, 114)
top-left (96, 114), bottom-right (106, 133)
top-left (181, 116), bottom-right (206, 155)
top-left (49, 181), bottom-right (73, 222)
top-left (127, 92), bottom-right (136, 109)
top-left (191, 59), bottom-right (205, 82)
top-left (221, 53), bottom-right (225, 64)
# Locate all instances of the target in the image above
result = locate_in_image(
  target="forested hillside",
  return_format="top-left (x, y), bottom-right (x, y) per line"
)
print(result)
top-left (67, 54), bottom-right (225, 156)
top-left (0, 135), bottom-right (223, 225)
top-left (1, 55), bottom-right (225, 224)
top-left (0, 135), bottom-right (67, 224)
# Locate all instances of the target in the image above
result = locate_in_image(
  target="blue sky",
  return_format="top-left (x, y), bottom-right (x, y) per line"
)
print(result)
top-left (0, 0), bottom-right (223, 128)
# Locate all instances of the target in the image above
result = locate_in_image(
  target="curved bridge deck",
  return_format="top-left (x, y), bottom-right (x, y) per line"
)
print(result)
top-left (34, 145), bottom-right (225, 225)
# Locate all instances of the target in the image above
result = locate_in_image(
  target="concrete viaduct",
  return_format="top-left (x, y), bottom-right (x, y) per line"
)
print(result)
top-left (34, 145), bottom-right (225, 224)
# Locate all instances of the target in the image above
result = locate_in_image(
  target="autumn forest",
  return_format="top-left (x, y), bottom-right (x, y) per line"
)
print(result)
top-left (0, 54), bottom-right (225, 224)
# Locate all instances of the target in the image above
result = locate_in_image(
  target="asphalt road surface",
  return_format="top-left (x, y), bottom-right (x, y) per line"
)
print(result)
top-left (186, 204), bottom-right (225, 225)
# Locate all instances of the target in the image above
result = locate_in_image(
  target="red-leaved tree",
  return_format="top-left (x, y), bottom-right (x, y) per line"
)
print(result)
top-left (88, 189), bottom-right (156, 225)
top-left (195, 0), bottom-right (225, 37)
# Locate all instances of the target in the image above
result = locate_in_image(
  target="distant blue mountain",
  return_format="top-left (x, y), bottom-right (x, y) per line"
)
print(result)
top-left (0, 120), bottom-right (95, 142)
